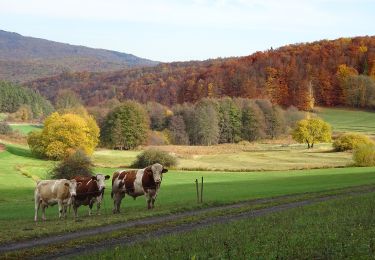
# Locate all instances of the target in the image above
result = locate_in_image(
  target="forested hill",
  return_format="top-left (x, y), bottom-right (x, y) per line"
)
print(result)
top-left (25, 36), bottom-right (375, 110)
top-left (0, 30), bottom-right (158, 82)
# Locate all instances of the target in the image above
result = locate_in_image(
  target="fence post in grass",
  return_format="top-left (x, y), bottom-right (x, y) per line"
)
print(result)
top-left (195, 179), bottom-right (199, 203)
top-left (200, 176), bottom-right (203, 203)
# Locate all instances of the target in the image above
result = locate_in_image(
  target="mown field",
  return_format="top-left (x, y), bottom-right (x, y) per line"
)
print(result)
top-left (317, 107), bottom-right (375, 134)
top-left (95, 143), bottom-right (352, 171)
top-left (85, 191), bottom-right (375, 259)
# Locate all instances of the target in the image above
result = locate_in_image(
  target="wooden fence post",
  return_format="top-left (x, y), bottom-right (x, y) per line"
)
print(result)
top-left (195, 179), bottom-right (199, 203)
top-left (200, 176), bottom-right (203, 203)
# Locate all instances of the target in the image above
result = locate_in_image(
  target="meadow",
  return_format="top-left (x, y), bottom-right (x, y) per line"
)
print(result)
top-left (94, 143), bottom-right (353, 171)
top-left (1, 141), bottom-right (375, 244)
top-left (317, 107), bottom-right (375, 134)
top-left (9, 123), bottom-right (42, 135)
top-left (0, 107), bottom-right (375, 258)
top-left (85, 191), bottom-right (375, 259)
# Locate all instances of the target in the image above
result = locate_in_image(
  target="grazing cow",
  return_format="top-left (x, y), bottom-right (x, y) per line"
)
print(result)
top-left (71, 174), bottom-right (110, 217)
top-left (111, 163), bottom-right (168, 213)
top-left (34, 179), bottom-right (77, 221)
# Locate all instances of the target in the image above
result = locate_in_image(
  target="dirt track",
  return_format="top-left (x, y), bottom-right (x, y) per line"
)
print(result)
top-left (1, 188), bottom-right (374, 259)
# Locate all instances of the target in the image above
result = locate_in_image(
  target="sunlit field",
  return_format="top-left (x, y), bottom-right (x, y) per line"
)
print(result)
top-left (317, 107), bottom-right (375, 135)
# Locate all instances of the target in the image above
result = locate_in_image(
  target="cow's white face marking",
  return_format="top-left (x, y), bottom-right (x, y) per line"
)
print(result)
top-left (95, 174), bottom-right (110, 192)
top-left (68, 179), bottom-right (77, 197)
top-left (150, 163), bottom-right (167, 184)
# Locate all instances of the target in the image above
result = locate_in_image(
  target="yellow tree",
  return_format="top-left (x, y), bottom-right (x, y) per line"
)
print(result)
top-left (28, 112), bottom-right (99, 160)
top-left (292, 118), bottom-right (331, 148)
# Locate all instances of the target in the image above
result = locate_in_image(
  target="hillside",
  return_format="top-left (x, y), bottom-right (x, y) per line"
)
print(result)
top-left (25, 36), bottom-right (375, 109)
top-left (0, 30), bottom-right (158, 82)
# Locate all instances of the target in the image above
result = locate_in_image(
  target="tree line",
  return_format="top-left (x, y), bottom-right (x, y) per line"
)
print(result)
top-left (25, 36), bottom-right (375, 110)
top-left (0, 81), bottom-right (53, 120)
top-left (100, 97), bottom-right (305, 149)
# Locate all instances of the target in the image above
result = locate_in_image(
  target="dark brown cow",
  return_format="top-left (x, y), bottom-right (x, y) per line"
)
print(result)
top-left (71, 174), bottom-right (110, 217)
top-left (111, 163), bottom-right (168, 213)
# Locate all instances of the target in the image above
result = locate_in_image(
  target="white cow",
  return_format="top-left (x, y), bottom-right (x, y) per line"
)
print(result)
top-left (34, 179), bottom-right (77, 221)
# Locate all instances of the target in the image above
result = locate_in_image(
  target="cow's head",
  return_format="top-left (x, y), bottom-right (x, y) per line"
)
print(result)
top-left (146, 163), bottom-right (168, 186)
top-left (65, 179), bottom-right (77, 198)
top-left (95, 174), bottom-right (110, 193)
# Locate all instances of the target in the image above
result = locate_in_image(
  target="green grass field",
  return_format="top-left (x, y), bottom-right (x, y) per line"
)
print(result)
top-left (0, 141), bottom-right (375, 244)
top-left (317, 107), bottom-right (375, 134)
top-left (0, 106), bottom-right (374, 249)
top-left (86, 192), bottom-right (375, 259)
top-left (9, 124), bottom-right (42, 135)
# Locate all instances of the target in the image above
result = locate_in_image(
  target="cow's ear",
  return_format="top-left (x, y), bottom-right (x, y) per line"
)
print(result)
top-left (64, 183), bottom-right (69, 187)
top-left (91, 176), bottom-right (97, 181)
top-left (144, 166), bottom-right (153, 176)
top-left (105, 175), bottom-right (110, 180)
top-left (77, 182), bottom-right (82, 186)
top-left (162, 168), bottom-right (168, 173)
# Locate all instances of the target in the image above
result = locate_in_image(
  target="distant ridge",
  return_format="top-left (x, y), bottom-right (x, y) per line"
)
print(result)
top-left (0, 30), bottom-right (158, 82)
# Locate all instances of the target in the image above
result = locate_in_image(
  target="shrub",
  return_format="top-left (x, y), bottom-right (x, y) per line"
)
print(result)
top-left (131, 149), bottom-right (177, 168)
top-left (353, 143), bottom-right (375, 166)
top-left (333, 133), bottom-right (374, 151)
top-left (50, 150), bottom-right (94, 179)
top-left (0, 122), bottom-right (12, 135)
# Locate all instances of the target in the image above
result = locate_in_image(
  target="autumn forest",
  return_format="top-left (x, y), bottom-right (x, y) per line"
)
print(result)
top-left (24, 36), bottom-right (375, 111)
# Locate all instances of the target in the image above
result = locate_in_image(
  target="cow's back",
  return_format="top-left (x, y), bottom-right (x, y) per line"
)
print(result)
top-left (112, 170), bottom-right (141, 196)
top-left (36, 180), bottom-right (70, 203)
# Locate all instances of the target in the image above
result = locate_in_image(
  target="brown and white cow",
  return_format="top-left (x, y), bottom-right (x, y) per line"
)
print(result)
top-left (71, 174), bottom-right (110, 217)
top-left (111, 163), bottom-right (168, 213)
top-left (34, 179), bottom-right (77, 221)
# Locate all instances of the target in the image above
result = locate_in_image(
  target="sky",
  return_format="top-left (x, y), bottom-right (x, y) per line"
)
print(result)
top-left (0, 0), bottom-right (374, 62)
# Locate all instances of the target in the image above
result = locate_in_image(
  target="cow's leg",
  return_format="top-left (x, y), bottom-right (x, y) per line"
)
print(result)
top-left (89, 200), bottom-right (94, 216)
top-left (151, 197), bottom-right (156, 209)
top-left (96, 195), bottom-right (102, 215)
top-left (117, 192), bottom-right (125, 213)
top-left (73, 204), bottom-right (78, 218)
top-left (113, 192), bottom-right (125, 214)
top-left (63, 204), bottom-right (68, 218)
top-left (58, 200), bottom-right (63, 219)
top-left (41, 205), bottom-right (46, 221)
top-left (34, 194), bottom-right (40, 222)
top-left (145, 193), bottom-right (152, 209)
top-left (96, 201), bottom-right (101, 215)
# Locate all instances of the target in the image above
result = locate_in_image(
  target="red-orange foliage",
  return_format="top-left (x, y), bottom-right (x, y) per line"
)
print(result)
top-left (25, 36), bottom-right (375, 110)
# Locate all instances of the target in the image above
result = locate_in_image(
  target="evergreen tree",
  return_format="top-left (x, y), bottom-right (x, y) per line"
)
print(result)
top-left (241, 101), bottom-right (266, 141)
top-left (218, 97), bottom-right (241, 143)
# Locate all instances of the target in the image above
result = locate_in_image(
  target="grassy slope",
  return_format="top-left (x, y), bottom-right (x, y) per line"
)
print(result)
top-left (9, 124), bottom-right (42, 135)
top-left (87, 192), bottom-right (375, 259)
top-left (317, 107), bottom-right (375, 134)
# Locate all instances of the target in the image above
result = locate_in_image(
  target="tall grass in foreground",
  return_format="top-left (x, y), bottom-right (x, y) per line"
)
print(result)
top-left (83, 192), bottom-right (375, 259)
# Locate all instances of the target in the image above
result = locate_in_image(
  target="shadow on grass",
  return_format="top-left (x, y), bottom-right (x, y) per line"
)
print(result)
top-left (5, 145), bottom-right (38, 159)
